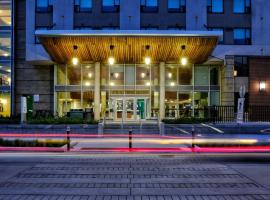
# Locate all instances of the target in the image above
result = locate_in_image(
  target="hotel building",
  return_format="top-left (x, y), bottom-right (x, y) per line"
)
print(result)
top-left (1, 0), bottom-right (270, 121)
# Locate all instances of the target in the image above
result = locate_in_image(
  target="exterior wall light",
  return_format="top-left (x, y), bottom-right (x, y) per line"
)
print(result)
top-left (72, 57), bottom-right (79, 66)
top-left (110, 82), bottom-right (115, 86)
top-left (234, 70), bottom-right (238, 77)
top-left (72, 45), bottom-right (79, 66)
top-left (145, 57), bottom-right (151, 65)
top-left (145, 82), bottom-right (151, 86)
top-left (108, 57), bottom-right (115, 65)
top-left (180, 57), bottom-right (188, 66)
top-left (259, 81), bottom-right (266, 92)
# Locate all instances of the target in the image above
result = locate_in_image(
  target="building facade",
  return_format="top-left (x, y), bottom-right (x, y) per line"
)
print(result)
top-left (0, 0), bottom-right (12, 117)
top-left (5, 0), bottom-right (270, 121)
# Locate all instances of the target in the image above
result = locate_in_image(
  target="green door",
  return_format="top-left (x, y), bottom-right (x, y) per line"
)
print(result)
top-left (137, 99), bottom-right (145, 119)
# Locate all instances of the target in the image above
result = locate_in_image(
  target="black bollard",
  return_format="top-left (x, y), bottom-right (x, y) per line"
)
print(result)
top-left (66, 126), bottom-right (70, 151)
top-left (129, 129), bottom-right (132, 149)
top-left (191, 127), bottom-right (195, 151)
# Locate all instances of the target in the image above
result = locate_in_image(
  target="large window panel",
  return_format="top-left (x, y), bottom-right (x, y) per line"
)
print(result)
top-left (207, 0), bottom-right (223, 13)
top-left (141, 0), bottom-right (158, 12)
top-left (36, 0), bottom-right (53, 12)
top-left (0, 1), bottom-right (11, 27)
top-left (194, 66), bottom-right (209, 86)
top-left (0, 33), bottom-right (11, 60)
top-left (178, 64), bottom-right (192, 85)
top-left (74, 0), bottom-right (92, 12)
top-left (165, 65), bottom-right (177, 86)
top-left (136, 64), bottom-right (150, 86)
top-left (210, 91), bottom-right (220, 106)
top-left (102, 0), bottom-right (120, 12)
top-left (110, 64), bottom-right (124, 86)
top-left (233, 28), bottom-right (251, 45)
top-left (125, 65), bottom-right (135, 86)
top-left (0, 92), bottom-right (10, 117)
top-left (82, 64), bottom-right (94, 87)
top-left (233, 0), bottom-right (251, 13)
top-left (168, 0), bottom-right (186, 13)
top-left (67, 64), bottom-right (81, 85)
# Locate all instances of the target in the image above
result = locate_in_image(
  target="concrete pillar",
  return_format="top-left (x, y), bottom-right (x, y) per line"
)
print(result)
top-left (94, 62), bottom-right (101, 121)
top-left (221, 56), bottom-right (234, 106)
top-left (159, 62), bottom-right (165, 119)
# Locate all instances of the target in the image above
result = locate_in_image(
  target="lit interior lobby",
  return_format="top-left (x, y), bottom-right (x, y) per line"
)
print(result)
top-left (37, 30), bottom-right (222, 121)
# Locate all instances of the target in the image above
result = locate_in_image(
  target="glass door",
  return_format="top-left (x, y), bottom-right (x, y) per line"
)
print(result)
top-left (125, 98), bottom-right (135, 120)
top-left (136, 99), bottom-right (145, 120)
top-left (115, 99), bottom-right (123, 120)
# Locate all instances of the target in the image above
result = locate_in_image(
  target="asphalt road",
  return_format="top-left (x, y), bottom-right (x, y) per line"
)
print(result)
top-left (0, 153), bottom-right (270, 200)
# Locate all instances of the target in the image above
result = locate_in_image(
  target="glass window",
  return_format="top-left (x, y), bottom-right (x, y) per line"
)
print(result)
top-left (67, 64), bottom-right (81, 85)
top-left (178, 64), bottom-right (192, 85)
top-left (136, 64), bottom-right (150, 86)
top-left (0, 33), bottom-right (11, 60)
top-left (74, 0), bottom-right (92, 12)
top-left (233, 28), bottom-right (251, 45)
top-left (0, 92), bottom-right (11, 117)
top-left (207, 0), bottom-right (223, 13)
top-left (178, 93), bottom-right (192, 118)
top-left (36, 0), bottom-right (53, 12)
top-left (195, 66), bottom-right (209, 86)
top-left (233, 0), bottom-right (251, 13)
top-left (82, 64), bottom-right (94, 87)
top-left (210, 91), bottom-right (220, 106)
top-left (0, 1), bottom-right (11, 28)
top-left (57, 65), bottom-right (66, 85)
top-left (141, 0), bottom-right (158, 12)
top-left (234, 56), bottom-right (249, 77)
top-left (101, 65), bottom-right (109, 86)
top-left (151, 64), bottom-right (159, 86)
top-left (168, 0), bottom-right (186, 13)
top-left (194, 92), bottom-right (208, 118)
top-left (165, 65), bottom-right (177, 86)
top-left (125, 65), bottom-right (135, 85)
top-left (210, 67), bottom-right (219, 85)
top-left (110, 65), bottom-right (124, 86)
top-left (102, 0), bottom-right (120, 12)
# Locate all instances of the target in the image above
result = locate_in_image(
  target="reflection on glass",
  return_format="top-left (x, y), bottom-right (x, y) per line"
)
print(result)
top-left (0, 1), bottom-right (11, 27)
top-left (194, 92), bottom-right (208, 118)
top-left (0, 33), bottom-right (11, 59)
top-left (67, 65), bottom-right (81, 85)
top-left (178, 93), bottom-right (192, 118)
top-left (136, 64), bottom-right (150, 86)
top-left (165, 91), bottom-right (177, 118)
top-left (110, 65), bottom-right (124, 86)
top-left (126, 98), bottom-right (135, 120)
top-left (125, 65), bottom-right (135, 85)
top-left (82, 64), bottom-right (94, 86)
top-left (179, 65), bottom-right (192, 85)
top-left (151, 64), bottom-right (159, 86)
top-left (0, 92), bottom-right (10, 117)
top-left (195, 66), bottom-right (209, 85)
top-left (165, 65), bottom-right (177, 86)
top-left (57, 65), bottom-right (66, 85)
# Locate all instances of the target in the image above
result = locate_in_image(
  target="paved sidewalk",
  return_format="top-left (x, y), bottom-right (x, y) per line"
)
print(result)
top-left (0, 153), bottom-right (269, 199)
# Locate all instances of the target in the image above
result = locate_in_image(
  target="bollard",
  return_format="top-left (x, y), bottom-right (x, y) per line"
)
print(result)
top-left (191, 126), bottom-right (195, 152)
top-left (129, 129), bottom-right (132, 149)
top-left (66, 126), bottom-right (71, 151)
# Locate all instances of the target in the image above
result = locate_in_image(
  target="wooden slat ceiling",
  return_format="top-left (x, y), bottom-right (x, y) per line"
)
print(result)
top-left (39, 35), bottom-right (218, 64)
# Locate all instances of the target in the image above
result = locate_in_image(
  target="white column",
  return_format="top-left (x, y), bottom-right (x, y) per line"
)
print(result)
top-left (159, 62), bottom-right (165, 119)
top-left (94, 62), bottom-right (101, 121)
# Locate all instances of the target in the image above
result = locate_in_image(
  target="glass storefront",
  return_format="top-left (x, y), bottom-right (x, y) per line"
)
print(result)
top-left (0, 0), bottom-right (12, 117)
top-left (55, 63), bottom-right (220, 120)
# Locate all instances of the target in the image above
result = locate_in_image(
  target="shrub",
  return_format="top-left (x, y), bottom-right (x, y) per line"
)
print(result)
top-left (0, 116), bottom-right (20, 124)
top-left (0, 138), bottom-right (67, 147)
top-left (28, 116), bottom-right (98, 125)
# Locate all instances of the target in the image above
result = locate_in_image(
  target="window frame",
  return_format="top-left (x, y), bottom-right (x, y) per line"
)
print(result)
top-left (141, 0), bottom-right (159, 13)
top-left (36, 0), bottom-right (53, 13)
top-left (207, 0), bottom-right (224, 14)
top-left (74, 0), bottom-right (93, 13)
top-left (233, 0), bottom-right (251, 14)
top-left (102, 0), bottom-right (120, 13)
top-left (233, 28), bottom-right (251, 45)
top-left (167, 0), bottom-right (186, 13)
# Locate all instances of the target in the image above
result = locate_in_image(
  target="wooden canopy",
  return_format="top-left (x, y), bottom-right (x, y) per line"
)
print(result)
top-left (36, 30), bottom-right (221, 64)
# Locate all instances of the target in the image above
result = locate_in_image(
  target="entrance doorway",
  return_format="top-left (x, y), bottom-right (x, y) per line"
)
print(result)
top-left (110, 97), bottom-right (149, 121)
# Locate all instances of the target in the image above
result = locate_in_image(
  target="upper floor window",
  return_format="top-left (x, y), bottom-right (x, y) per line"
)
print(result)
top-left (102, 0), bottom-right (120, 13)
top-left (168, 0), bottom-right (186, 13)
top-left (141, 0), bottom-right (158, 13)
top-left (36, 0), bottom-right (53, 13)
top-left (74, 0), bottom-right (92, 12)
top-left (208, 28), bottom-right (224, 44)
top-left (233, 0), bottom-right (251, 13)
top-left (234, 56), bottom-right (249, 77)
top-left (233, 28), bottom-right (251, 45)
top-left (207, 0), bottom-right (223, 13)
